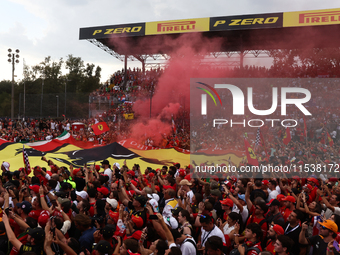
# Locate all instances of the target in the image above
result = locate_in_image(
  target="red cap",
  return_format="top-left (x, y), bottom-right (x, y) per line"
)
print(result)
top-left (46, 171), bottom-right (52, 177)
top-left (308, 177), bottom-right (318, 185)
top-left (131, 215), bottom-right (144, 228)
top-left (73, 168), bottom-right (81, 176)
top-left (127, 171), bottom-right (135, 177)
top-left (329, 177), bottom-right (338, 182)
top-left (29, 185), bottom-right (40, 194)
top-left (262, 180), bottom-right (269, 186)
top-left (148, 173), bottom-right (155, 179)
top-left (97, 187), bottom-right (109, 196)
top-left (277, 194), bottom-right (285, 202)
top-left (154, 185), bottom-right (160, 192)
top-left (95, 165), bottom-right (101, 171)
top-left (109, 211), bottom-right (119, 223)
top-left (298, 161), bottom-right (304, 165)
top-left (178, 169), bottom-right (186, 177)
top-left (220, 198), bottom-right (234, 207)
top-left (38, 211), bottom-right (50, 227)
top-left (272, 224), bottom-right (284, 235)
top-left (282, 196), bottom-right (296, 203)
top-left (304, 184), bottom-right (312, 191)
top-left (163, 185), bottom-right (176, 191)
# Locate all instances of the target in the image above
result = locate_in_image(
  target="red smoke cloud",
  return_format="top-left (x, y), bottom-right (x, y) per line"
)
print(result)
top-left (110, 33), bottom-right (228, 145)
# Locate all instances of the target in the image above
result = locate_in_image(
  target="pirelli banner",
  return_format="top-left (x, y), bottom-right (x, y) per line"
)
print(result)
top-left (145, 18), bottom-right (210, 35)
top-left (79, 22), bottom-right (145, 39)
top-left (210, 13), bottom-right (283, 31)
top-left (283, 8), bottom-right (340, 27)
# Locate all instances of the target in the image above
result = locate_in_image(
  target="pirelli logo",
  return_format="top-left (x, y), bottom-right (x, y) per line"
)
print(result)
top-left (299, 10), bottom-right (340, 24)
top-left (157, 21), bottom-right (196, 32)
top-left (283, 8), bottom-right (340, 27)
top-left (145, 18), bottom-right (209, 35)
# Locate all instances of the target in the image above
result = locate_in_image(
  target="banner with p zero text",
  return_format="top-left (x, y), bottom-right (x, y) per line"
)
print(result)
top-left (210, 12), bottom-right (283, 31)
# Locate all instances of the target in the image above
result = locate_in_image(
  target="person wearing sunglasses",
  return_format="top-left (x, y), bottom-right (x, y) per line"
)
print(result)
top-left (299, 219), bottom-right (338, 255)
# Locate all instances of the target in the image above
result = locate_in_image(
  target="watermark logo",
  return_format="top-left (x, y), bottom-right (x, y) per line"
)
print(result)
top-left (200, 84), bottom-right (311, 116)
top-left (196, 82), bottom-right (222, 115)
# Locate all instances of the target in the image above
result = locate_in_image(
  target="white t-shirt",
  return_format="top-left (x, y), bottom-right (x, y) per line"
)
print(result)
top-left (103, 168), bottom-right (112, 184)
top-left (181, 237), bottom-right (196, 255)
top-left (232, 205), bottom-right (249, 224)
top-left (201, 226), bottom-right (225, 247)
top-left (267, 186), bottom-right (281, 202)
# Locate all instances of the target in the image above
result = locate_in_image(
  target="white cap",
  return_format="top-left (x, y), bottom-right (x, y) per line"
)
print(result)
top-left (113, 162), bottom-right (120, 169)
top-left (106, 198), bottom-right (118, 209)
top-left (163, 216), bottom-right (178, 229)
top-left (147, 193), bottom-right (160, 202)
top-left (75, 191), bottom-right (88, 200)
top-left (149, 198), bottom-right (159, 212)
top-left (2, 162), bottom-right (10, 171)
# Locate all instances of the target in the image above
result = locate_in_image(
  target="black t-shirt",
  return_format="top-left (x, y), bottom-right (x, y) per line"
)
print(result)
top-left (20, 243), bottom-right (46, 255)
top-left (284, 223), bottom-right (302, 255)
top-left (307, 235), bottom-right (330, 255)
top-left (74, 176), bottom-right (86, 191)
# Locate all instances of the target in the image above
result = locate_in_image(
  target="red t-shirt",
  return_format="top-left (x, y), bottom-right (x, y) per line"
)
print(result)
top-left (247, 205), bottom-right (267, 239)
top-left (266, 240), bottom-right (275, 254)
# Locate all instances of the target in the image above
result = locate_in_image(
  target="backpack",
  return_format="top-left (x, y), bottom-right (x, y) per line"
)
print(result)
top-left (183, 238), bottom-right (199, 255)
top-left (229, 243), bottom-right (261, 255)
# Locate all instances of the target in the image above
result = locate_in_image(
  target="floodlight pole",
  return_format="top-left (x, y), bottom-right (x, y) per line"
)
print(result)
top-left (8, 49), bottom-right (20, 120)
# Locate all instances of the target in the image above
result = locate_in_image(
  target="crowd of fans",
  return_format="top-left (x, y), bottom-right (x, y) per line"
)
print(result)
top-left (0, 158), bottom-right (340, 255)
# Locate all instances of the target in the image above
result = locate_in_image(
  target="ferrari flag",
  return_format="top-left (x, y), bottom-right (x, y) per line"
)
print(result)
top-left (92, 122), bottom-right (109, 135)
top-left (244, 138), bottom-right (259, 166)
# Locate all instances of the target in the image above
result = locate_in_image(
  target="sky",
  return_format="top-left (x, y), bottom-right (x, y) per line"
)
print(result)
top-left (1, 0), bottom-right (339, 83)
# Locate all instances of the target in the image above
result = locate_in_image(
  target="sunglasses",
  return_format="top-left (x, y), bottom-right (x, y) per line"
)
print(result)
top-left (200, 215), bottom-right (207, 219)
top-left (321, 226), bottom-right (328, 230)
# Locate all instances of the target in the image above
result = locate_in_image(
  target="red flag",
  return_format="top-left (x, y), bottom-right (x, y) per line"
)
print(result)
top-left (92, 122), bottom-right (109, 135)
top-left (244, 138), bottom-right (259, 166)
top-left (327, 132), bottom-right (334, 147)
top-left (22, 145), bottom-right (31, 175)
top-left (282, 127), bottom-right (291, 145)
top-left (303, 116), bottom-right (307, 137)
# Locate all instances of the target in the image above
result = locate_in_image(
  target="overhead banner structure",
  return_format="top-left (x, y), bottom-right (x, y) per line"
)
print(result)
top-left (145, 18), bottom-right (210, 35)
top-left (283, 8), bottom-right (340, 27)
top-left (79, 8), bottom-right (340, 40)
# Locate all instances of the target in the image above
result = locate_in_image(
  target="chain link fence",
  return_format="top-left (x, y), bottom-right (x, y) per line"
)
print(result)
top-left (18, 93), bottom-right (90, 119)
